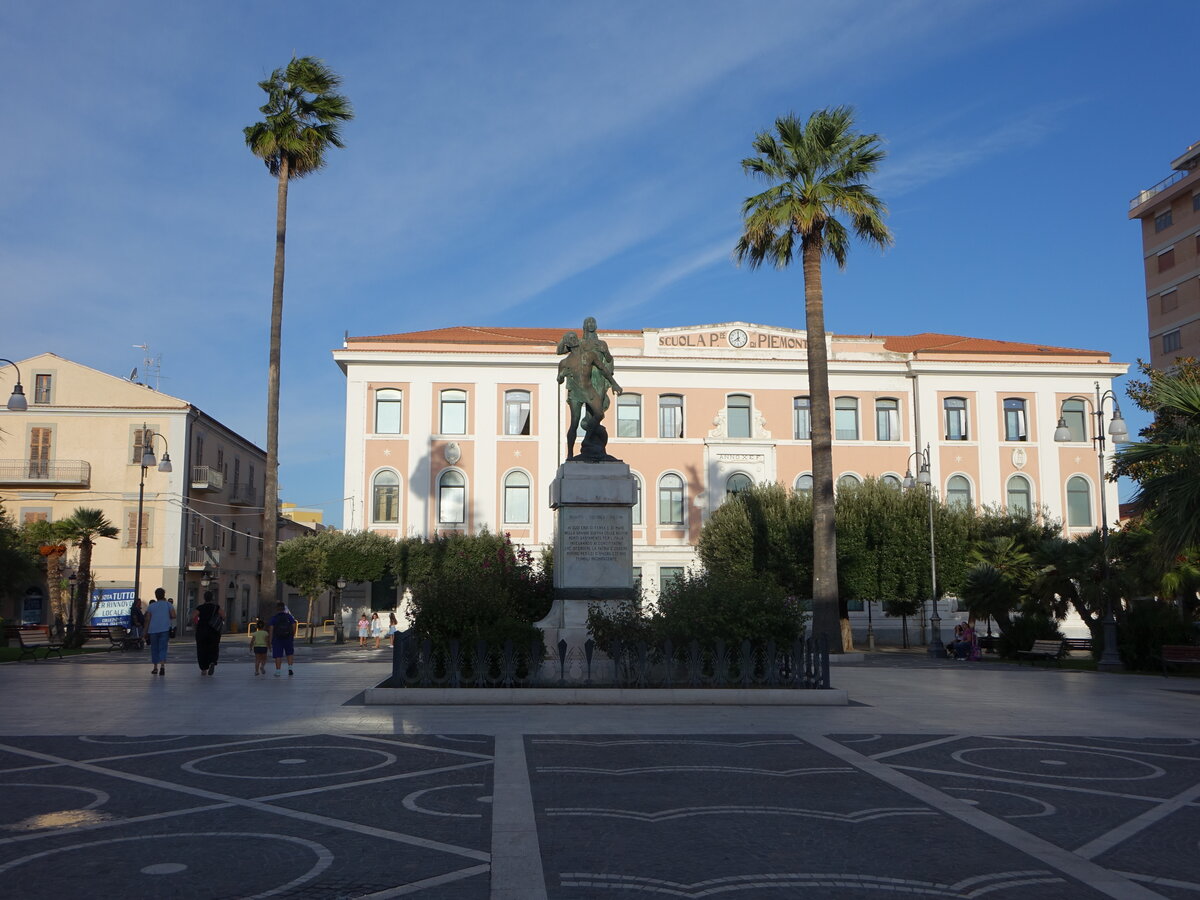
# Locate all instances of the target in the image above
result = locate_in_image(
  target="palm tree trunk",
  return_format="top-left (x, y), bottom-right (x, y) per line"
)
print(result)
top-left (261, 157), bottom-right (289, 615)
top-left (802, 233), bottom-right (845, 651)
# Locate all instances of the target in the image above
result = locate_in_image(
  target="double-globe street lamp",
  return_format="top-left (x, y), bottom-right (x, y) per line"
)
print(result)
top-left (133, 425), bottom-right (172, 608)
top-left (334, 576), bottom-right (348, 644)
top-left (1054, 383), bottom-right (1129, 672)
top-left (1, 359), bottom-right (29, 411)
top-left (903, 444), bottom-right (946, 658)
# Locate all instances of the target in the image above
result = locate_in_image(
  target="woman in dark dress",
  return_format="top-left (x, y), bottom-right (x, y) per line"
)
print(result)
top-left (191, 590), bottom-right (224, 676)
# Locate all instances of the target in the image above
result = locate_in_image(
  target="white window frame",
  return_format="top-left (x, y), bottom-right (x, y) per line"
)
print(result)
top-left (1003, 398), bottom-right (1028, 442)
top-left (372, 470), bottom-right (400, 523)
top-left (793, 397), bottom-right (811, 440)
top-left (658, 473), bottom-right (685, 525)
top-left (874, 398), bottom-right (899, 441)
top-left (439, 389), bottom-right (468, 435)
top-left (617, 393), bottom-right (642, 438)
top-left (726, 394), bottom-right (751, 438)
top-left (502, 470), bottom-right (531, 524)
top-left (658, 395), bottom-right (684, 439)
top-left (503, 390), bottom-right (531, 436)
top-left (834, 397), bottom-right (859, 441)
top-left (375, 389), bottom-right (403, 434)
top-left (438, 469), bottom-right (467, 525)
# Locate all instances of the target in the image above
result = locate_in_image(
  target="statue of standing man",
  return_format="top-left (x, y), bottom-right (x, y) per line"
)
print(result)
top-left (557, 317), bottom-right (622, 461)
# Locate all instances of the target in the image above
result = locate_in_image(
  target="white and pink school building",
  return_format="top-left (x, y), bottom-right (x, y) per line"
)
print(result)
top-left (334, 322), bottom-right (1125, 636)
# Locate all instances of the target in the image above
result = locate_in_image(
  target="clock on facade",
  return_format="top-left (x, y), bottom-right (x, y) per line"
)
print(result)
top-left (728, 328), bottom-right (748, 348)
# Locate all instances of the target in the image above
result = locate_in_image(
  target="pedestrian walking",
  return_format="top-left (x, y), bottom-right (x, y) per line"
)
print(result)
top-left (144, 588), bottom-right (175, 676)
top-left (357, 613), bottom-right (369, 648)
top-left (268, 602), bottom-right (298, 677)
top-left (129, 598), bottom-right (146, 645)
top-left (387, 612), bottom-right (398, 646)
top-left (250, 618), bottom-right (269, 675)
top-left (192, 591), bottom-right (224, 675)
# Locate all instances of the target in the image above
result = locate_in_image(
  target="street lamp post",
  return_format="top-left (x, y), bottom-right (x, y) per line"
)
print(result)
top-left (133, 425), bottom-right (172, 611)
top-left (904, 444), bottom-right (946, 658)
top-left (334, 577), bottom-right (347, 644)
top-left (0, 358), bottom-right (29, 410)
top-left (1054, 382), bottom-right (1129, 672)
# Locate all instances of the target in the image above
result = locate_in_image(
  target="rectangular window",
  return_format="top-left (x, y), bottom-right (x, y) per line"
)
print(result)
top-left (1154, 209), bottom-right (1173, 232)
top-left (632, 567), bottom-right (641, 586)
top-left (834, 397), bottom-right (859, 440)
top-left (944, 398), bottom-right (968, 441)
top-left (1194, 193), bottom-right (1200, 212)
top-left (659, 567), bottom-right (684, 591)
top-left (1003, 398), bottom-right (1028, 441)
top-left (375, 389), bottom-right (402, 434)
top-left (1061, 399), bottom-right (1087, 442)
top-left (503, 390), bottom-right (531, 435)
top-left (33, 374), bottom-right (52, 404)
top-left (659, 395), bottom-right (683, 439)
top-left (617, 394), bottom-right (642, 438)
top-left (1163, 330), bottom-right (1182, 354)
top-left (793, 397), bottom-right (811, 440)
top-left (440, 390), bottom-right (467, 434)
top-left (124, 509), bottom-right (151, 548)
top-left (248, 464), bottom-right (255, 496)
top-left (21, 509), bottom-right (50, 525)
top-left (1157, 248), bottom-right (1175, 272)
top-left (727, 395), bottom-right (751, 438)
top-left (28, 427), bottom-right (51, 478)
top-left (875, 399), bottom-right (899, 441)
top-left (1161, 291), bottom-right (1178, 313)
top-left (229, 528), bottom-right (238, 556)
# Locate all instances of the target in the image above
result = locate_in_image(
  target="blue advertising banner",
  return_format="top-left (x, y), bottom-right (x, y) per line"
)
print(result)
top-left (92, 587), bottom-right (136, 627)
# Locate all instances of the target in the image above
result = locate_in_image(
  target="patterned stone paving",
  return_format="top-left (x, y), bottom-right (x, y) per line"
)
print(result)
top-left (2, 732), bottom-right (1197, 898)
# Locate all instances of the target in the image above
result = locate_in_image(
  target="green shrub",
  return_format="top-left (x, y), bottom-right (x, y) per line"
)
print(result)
top-left (1117, 601), bottom-right (1193, 671)
top-left (996, 612), bottom-right (1063, 659)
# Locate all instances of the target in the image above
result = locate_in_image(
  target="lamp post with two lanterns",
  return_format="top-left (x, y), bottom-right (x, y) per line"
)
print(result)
top-left (1053, 382), bottom-right (1129, 672)
top-left (334, 576), bottom-right (348, 644)
top-left (903, 443), bottom-right (946, 658)
top-left (133, 425), bottom-right (172, 609)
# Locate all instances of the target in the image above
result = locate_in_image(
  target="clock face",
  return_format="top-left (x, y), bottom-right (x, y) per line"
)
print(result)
top-left (728, 328), bottom-right (748, 348)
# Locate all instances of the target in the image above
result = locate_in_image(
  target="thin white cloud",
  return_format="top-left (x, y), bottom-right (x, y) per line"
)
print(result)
top-left (596, 240), bottom-right (733, 321)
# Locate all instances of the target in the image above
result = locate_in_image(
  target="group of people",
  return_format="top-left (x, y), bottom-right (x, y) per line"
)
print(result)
top-left (137, 589), bottom-right (299, 677)
top-left (947, 622), bottom-right (982, 661)
top-left (357, 611), bottom-right (398, 649)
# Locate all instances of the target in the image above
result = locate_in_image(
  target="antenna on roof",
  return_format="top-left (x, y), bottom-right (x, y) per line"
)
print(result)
top-left (343, 329), bottom-right (349, 348)
top-left (132, 344), bottom-right (163, 390)
top-left (128, 367), bottom-right (138, 382)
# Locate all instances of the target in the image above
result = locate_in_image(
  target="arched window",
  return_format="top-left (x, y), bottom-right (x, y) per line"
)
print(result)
top-left (375, 389), bottom-right (402, 434)
top-left (727, 394), bottom-right (751, 438)
top-left (835, 397), bottom-right (859, 440)
top-left (1006, 474), bottom-right (1032, 515)
top-left (503, 390), bottom-right (531, 435)
top-left (617, 393), bottom-right (642, 438)
top-left (837, 473), bottom-right (862, 489)
top-left (881, 474), bottom-right (902, 490)
top-left (1061, 399), bottom-right (1087, 442)
top-left (947, 475), bottom-right (972, 509)
top-left (438, 470), bottom-right (466, 524)
top-left (726, 472), bottom-right (752, 499)
top-left (875, 398), bottom-right (899, 441)
top-left (439, 389), bottom-right (467, 435)
top-left (944, 397), bottom-right (968, 441)
top-left (502, 471), bottom-right (530, 523)
top-left (795, 473), bottom-right (813, 496)
top-left (373, 471), bottom-right (400, 523)
top-left (1066, 476), bottom-right (1092, 526)
top-left (1003, 398), bottom-right (1027, 442)
top-left (793, 397), bottom-right (811, 440)
top-left (658, 473), bottom-right (685, 525)
top-left (632, 474), bottom-right (643, 525)
top-left (659, 395), bottom-right (683, 439)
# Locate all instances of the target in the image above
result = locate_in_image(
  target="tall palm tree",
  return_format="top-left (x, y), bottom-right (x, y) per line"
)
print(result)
top-left (61, 508), bottom-right (119, 647)
top-left (735, 107), bottom-right (892, 651)
top-left (245, 57), bottom-right (353, 610)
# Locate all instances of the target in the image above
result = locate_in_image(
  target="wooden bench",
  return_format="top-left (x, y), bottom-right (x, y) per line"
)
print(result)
top-left (77, 625), bottom-right (128, 651)
top-left (1161, 645), bottom-right (1200, 677)
top-left (3, 625), bottom-right (64, 661)
top-left (1017, 639), bottom-right (1066, 665)
top-left (1064, 637), bottom-right (1092, 653)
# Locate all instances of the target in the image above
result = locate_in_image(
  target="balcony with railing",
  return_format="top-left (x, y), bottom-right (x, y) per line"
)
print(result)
top-left (229, 481), bottom-right (257, 506)
top-left (186, 546), bottom-right (219, 570)
top-left (191, 465), bottom-right (224, 491)
top-left (0, 459), bottom-right (91, 487)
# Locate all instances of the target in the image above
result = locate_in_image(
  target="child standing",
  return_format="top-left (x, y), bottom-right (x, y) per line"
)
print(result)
top-left (250, 618), bottom-right (269, 675)
top-left (357, 613), bottom-right (370, 648)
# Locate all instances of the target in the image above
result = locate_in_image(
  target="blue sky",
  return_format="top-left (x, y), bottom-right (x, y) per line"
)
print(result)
top-left (3, 0), bottom-right (1195, 524)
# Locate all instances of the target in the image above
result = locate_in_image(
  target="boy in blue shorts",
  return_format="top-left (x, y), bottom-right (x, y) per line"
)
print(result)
top-left (268, 602), bottom-right (297, 677)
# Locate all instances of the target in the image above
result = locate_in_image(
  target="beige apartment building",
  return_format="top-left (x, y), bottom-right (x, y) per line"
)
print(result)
top-left (0, 353), bottom-right (267, 628)
top-left (1130, 140), bottom-right (1200, 369)
top-left (335, 322), bottom-right (1126, 607)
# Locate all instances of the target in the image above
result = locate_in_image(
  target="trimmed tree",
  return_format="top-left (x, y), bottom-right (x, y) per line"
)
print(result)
top-left (735, 107), bottom-right (892, 651)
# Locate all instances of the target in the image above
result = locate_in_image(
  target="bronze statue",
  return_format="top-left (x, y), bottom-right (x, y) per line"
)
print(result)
top-left (557, 320), bottom-right (622, 461)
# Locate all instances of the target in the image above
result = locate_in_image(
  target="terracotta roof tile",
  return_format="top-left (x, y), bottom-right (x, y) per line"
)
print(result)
top-left (879, 333), bottom-right (1103, 356)
top-left (348, 326), bottom-right (638, 346)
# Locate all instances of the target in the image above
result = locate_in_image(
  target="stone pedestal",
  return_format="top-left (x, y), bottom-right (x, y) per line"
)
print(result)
top-left (536, 460), bottom-right (636, 655)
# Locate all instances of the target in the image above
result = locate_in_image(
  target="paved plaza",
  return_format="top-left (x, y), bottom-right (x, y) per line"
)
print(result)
top-left (1, 645), bottom-right (1198, 899)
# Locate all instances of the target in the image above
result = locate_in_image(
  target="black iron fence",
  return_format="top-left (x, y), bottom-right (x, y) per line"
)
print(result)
top-left (388, 634), bottom-right (832, 690)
